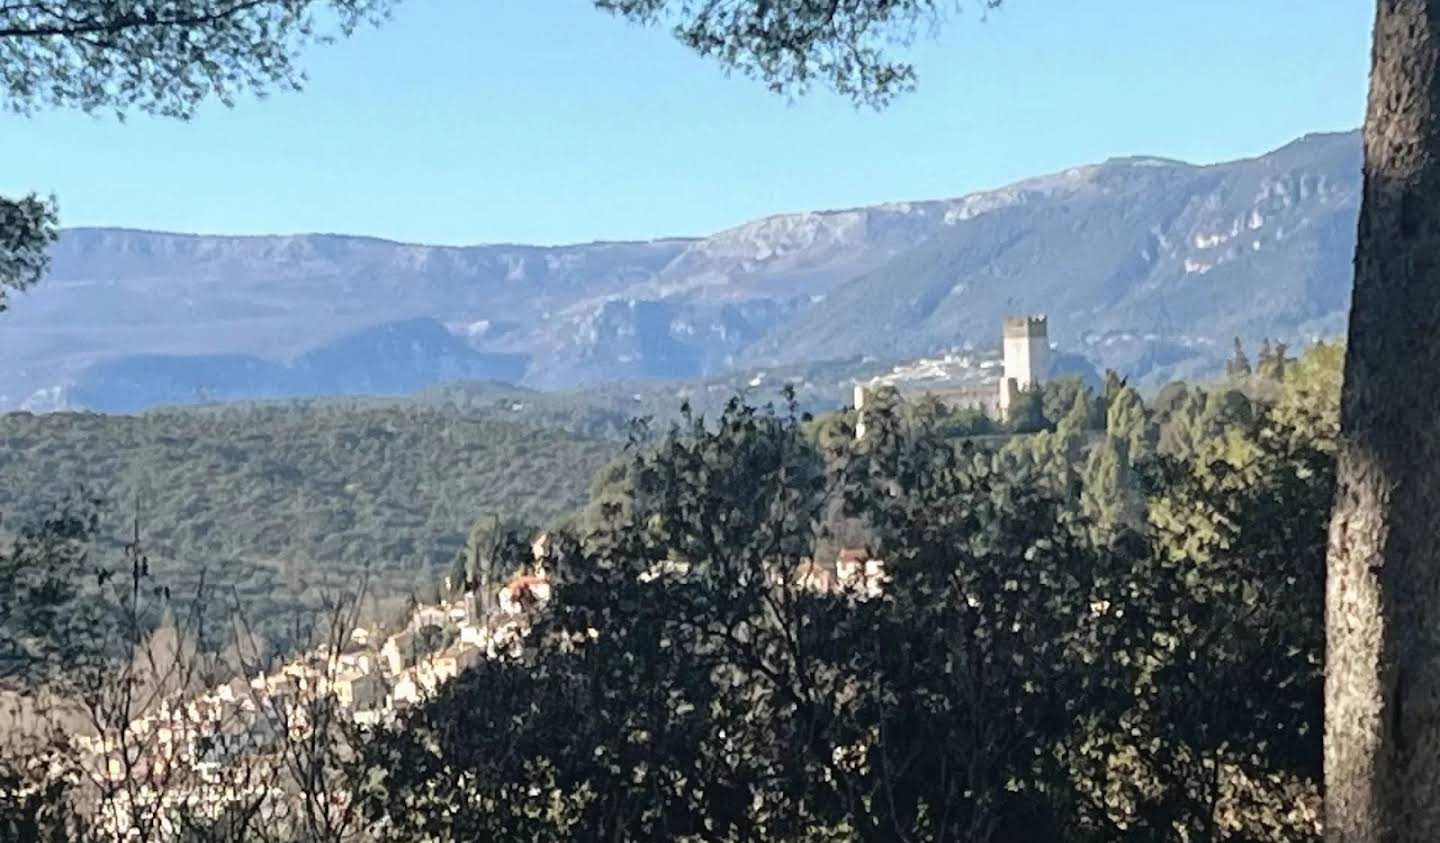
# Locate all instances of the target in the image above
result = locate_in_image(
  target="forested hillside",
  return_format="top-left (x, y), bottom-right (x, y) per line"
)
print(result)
top-left (364, 339), bottom-right (1341, 841)
top-left (0, 406), bottom-right (619, 648)
top-left (0, 338), bottom-right (1343, 842)
top-left (153, 356), bottom-right (892, 443)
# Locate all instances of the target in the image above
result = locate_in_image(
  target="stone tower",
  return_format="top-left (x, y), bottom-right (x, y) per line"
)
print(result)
top-left (998, 315), bottom-right (1050, 418)
top-left (853, 383), bottom-right (869, 440)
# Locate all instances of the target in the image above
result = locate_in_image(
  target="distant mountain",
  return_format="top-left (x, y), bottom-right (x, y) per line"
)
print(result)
top-left (0, 130), bottom-right (1360, 410)
top-left (741, 132), bottom-right (1359, 386)
top-left (68, 318), bottom-right (527, 413)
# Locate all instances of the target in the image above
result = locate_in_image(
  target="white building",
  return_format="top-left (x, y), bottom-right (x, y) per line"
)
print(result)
top-left (997, 314), bottom-right (1051, 418)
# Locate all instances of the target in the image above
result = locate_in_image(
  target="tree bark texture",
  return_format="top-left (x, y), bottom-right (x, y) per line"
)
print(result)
top-left (1326, 2), bottom-right (1440, 841)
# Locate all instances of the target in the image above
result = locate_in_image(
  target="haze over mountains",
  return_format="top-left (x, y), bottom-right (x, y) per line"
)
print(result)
top-left (0, 130), bottom-right (1360, 412)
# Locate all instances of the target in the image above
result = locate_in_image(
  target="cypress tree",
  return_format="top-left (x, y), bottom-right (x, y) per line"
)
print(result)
top-left (1226, 337), bottom-right (1252, 378)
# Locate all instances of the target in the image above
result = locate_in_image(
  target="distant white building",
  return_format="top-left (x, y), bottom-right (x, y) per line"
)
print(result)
top-left (498, 575), bottom-right (551, 616)
top-left (381, 629), bottom-right (417, 675)
top-left (997, 315), bottom-right (1051, 418)
top-left (853, 314), bottom-right (1053, 435)
top-left (835, 549), bottom-right (888, 600)
top-left (333, 671), bottom-right (384, 715)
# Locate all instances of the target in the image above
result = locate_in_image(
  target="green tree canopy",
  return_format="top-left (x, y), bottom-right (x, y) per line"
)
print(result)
top-left (359, 372), bottom-right (1336, 842)
top-left (597, 0), bottom-right (974, 108)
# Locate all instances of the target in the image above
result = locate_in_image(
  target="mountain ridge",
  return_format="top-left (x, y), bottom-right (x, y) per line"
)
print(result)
top-left (4, 129), bottom-right (1362, 411)
top-left (56, 225), bottom-right (703, 251)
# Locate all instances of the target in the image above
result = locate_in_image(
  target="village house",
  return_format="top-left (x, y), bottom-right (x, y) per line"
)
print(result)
top-left (836, 548), bottom-right (888, 599)
top-left (429, 643), bottom-right (482, 684)
top-left (498, 574), bottom-right (551, 616)
top-left (791, 558), bottom-right (839, 593)
top-left (459, 622), bottom-right (490, 649)
top-left (410, 604), bottom-right (449, 631)
top-left (350, 626), bottom-right (373, 648)
top-left (381, 628), bottom-right (417, 675)
top-left (333, 669), bottom-right (385, 716)
top-left (391, 670), bottom-right (421, 707)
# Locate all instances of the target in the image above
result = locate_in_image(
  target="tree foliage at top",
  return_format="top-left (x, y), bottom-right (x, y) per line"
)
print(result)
top-left (0, 0), bottom-right (395, 118)
top-left (597, 0), bottom-right (998, 108)
top-left (0, 0), bottom-right (393, 304)
top-left (0, 192), bottom-right (56, 311)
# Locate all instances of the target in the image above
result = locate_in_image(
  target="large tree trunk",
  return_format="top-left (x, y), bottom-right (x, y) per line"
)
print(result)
top-left (1326, 2), bottom-right (1440, 841)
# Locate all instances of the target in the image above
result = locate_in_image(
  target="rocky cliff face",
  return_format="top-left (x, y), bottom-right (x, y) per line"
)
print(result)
top-left (741, 131), bottom-right (1359, 385)
top-left (0, 130), bottom-right (1360, 410)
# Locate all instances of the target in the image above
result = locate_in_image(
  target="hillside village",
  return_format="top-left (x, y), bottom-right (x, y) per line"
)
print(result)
top-left (71, 532), bottom-right (888, 839)
top-left (54, 313), bottom-right (1064, 840)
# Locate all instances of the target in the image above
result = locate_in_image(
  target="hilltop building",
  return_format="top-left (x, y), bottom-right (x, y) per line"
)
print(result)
top-left (853, 314), bottom-right (1052, 435)
top-left (853, 384), bottom-right (870, 440)
top-left (997, 315), bottom-right (1051, 418)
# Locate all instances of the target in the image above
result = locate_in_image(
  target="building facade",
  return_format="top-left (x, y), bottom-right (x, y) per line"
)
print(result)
top-left (997, 315), bottom-right (1050, 418)
top-left (853, 314), bottom-right (1052, 435)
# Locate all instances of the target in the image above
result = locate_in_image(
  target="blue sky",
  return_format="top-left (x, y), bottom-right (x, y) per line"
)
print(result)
top-left (1, 0), bottom-right (1372, 246)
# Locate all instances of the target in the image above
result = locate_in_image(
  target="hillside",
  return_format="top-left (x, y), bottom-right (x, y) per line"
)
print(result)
top-left (0, 406), bottom-right (620, 648)
top-left (413, 356), bottom-right (899, 438)
top-left (2, 130), bottom-right (1360, 409)
top-left (68, 318), bottom-right (529, 413)
top-left (743, 132), bottom-right (1358, 387)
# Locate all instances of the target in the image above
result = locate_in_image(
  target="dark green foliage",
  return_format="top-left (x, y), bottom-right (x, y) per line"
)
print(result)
top-left (836, 400), bottom-right (1119, 841)
top-left (8, 345), bottom-right (1346, 841)
top-left (360, 348), bottom-right (1340, 841)
top-left (364, 397), bottom-right (838, 841)
top-left (1152, 381), bottom-right (1191, 418)
top-left (939, 403), bottom-right (999, 437)
top-left (596, 0), bottom-right (970, 108)
top-left (0, 406), bottom-right (618, 649)
top-left (1102, 369), bottom-right (1128, 407)
top-left (1007, 385), bottom-right (1050, 434)
top-left (901, 394), bottom-right (1000, 440)
top-left (1080, 433), bottom-right (1144, 537)
top-left (1226, 338), bottom-right (1253, 378)
top-left (1, 1), bottom-right (395, 118)
top-left (1043, 378), bottom-right (1103, 431)
top-left (447, 514), bottom-right (536, 623)
top-left (0, 193), bottom-right (57, 309)
top-left (1271, 341), bottom-right (1342, 450)
top-left (0, 759), bottom-right (78, 843)
top-left (0, 494), bottom-right (105, 686)
top-left (1105, 385), bottom-right (1157, 464)
top-left (1254, 340), bottom-right (1290, 382)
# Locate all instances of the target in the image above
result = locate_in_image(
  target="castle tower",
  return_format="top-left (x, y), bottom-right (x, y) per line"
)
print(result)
top-left (853, 384), bottom-right (869, 440)
top-left (998, 315), bottom-right (1050, 418)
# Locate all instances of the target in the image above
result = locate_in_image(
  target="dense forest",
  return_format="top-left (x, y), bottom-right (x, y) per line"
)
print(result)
top-left (0, 405), bottom-right (620, 648)
top-left (0, 337), bottom-right (1339, 842)
top-left (363, 339), bottom-right (1336, 842)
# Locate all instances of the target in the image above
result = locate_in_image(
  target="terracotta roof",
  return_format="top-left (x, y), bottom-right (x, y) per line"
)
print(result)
top-left (837, 548), bottom-right (868, 563)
